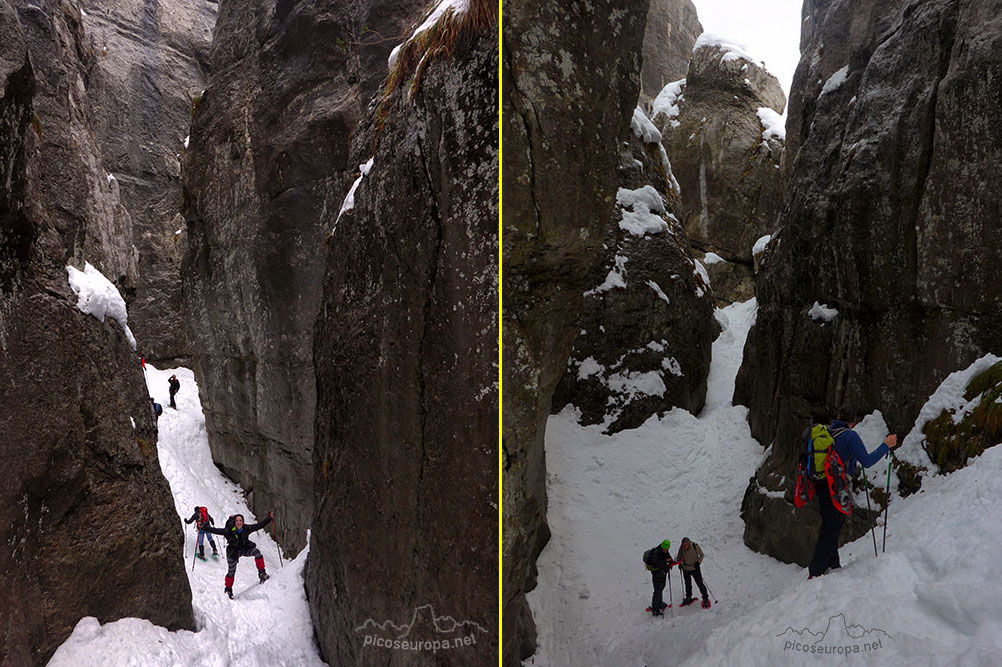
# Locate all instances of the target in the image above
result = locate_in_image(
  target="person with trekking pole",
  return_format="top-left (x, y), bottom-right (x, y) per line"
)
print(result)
top-left (202, 511), bottom-right (274, 598)
top-left (184, 506), bottom-right (219, 560)
top-left (802, 419), bottom-right (899, 579)
top-left (675, 537), bottom-right (711, 609)
top-left (642, 539), bottom-right (676, 616)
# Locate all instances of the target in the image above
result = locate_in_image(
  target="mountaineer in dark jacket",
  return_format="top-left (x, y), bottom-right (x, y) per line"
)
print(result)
top-left (643, 539), bottom-right (676, 616)
top-left (168, 374), bottom-right (180, 409)
top-left (808, 421), bottom-right (898, 578)
top-left (184, 506), bottom-right (218, 559)
top-left (203, 511), bottom-right (274, 598)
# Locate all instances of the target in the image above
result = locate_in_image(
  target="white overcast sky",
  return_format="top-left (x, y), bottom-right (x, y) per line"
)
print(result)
top-left (690, 0), bottom-right (803, 102)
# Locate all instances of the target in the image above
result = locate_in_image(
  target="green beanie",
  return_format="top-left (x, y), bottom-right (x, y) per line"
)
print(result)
top-left (661, 539), bottom-right (671, 550)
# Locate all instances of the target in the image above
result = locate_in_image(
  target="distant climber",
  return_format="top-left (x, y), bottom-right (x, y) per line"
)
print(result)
top-left (150, 397), bottom-right (163, 421)
top-left (675, 537), bottom-right (710, 608)
top-left (202, 511), bottom-right (274, 598)
top-left (168, 374), bottom-right (180, 409)
top-left (642, 539), bottom-right (676, 616)
top-left (184, 505), bottom-right (219, 560)
top-left (805, 420), bottom-right (898, 578)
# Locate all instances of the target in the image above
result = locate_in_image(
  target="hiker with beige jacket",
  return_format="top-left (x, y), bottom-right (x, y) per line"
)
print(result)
top-left (675, 537), bottom-right (711, 609)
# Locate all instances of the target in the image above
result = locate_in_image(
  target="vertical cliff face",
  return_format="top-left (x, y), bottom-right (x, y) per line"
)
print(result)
top-left (639, 0), bottom-right (702, 106)
top-left (502, 0), bottom-right (650, 662)
top-left (308, 6), bottom-right (498, 663)
top-left (735, 0), bottom-right (1002, 565)
top-left (654, 40), bottom-right (786, 305)
top-left (551, 106), bottom-right (718, 433)
top-left (81, 0), bottom-right (216, 362)
top-left (181, 0), bottom-right (422, 556)
top-left (0, 1), bottom-right (194, 664)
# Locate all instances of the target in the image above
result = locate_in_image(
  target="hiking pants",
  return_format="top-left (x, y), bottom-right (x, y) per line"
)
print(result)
top-left (683, 564), bottom-right (709, 600)
top-left (169, 389), bottom-right (177, 409)
top-left (196, 530), bottom-right (216, 551)
top-left (224, 545), bottom-right (265, 588)
top-left (809, 479), bottom-right (846, 576)
top-left (651, 571), bottom-right (667, 611)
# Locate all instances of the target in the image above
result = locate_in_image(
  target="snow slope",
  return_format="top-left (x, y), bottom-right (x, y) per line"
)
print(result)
top-left (49, 365), bottom-right (325, 666)
top-left (527, 299), bottom-right (802, 665)
top-left (527, 298), bottom-right (1002, 665)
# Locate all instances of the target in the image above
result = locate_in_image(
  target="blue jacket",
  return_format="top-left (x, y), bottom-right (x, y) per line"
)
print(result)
top-left (829, 421), bottom-right (889, 475)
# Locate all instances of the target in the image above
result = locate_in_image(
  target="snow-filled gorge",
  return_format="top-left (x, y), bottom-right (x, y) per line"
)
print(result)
top-left (527, 299), bottom-right (1002, 666)
top-left (49, 366), bottom-right (325, 666)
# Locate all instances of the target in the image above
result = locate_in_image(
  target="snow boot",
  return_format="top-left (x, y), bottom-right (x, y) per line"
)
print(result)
top-left (701, 598), bottom-right (711, 609)
top-left (225, 587), bottom-right (233, 599)
top-left (258, 570), bottom-right (269, 583)
top-left (679, 597), bottom-right (696, 607)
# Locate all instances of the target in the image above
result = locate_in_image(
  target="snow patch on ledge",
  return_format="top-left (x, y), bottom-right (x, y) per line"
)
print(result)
top-left (651, 79), bottom-right (685, 129)
top-left (585, 255), bottom-right (628, 296)
top-left (757, 107), bottom-right (786, 142)
top-left (752, 234), bottom-right (772, 256)
top-left (66, 262), bottom-right (136, 350)
top-left (617, 186), bottom-right (668, 236)
top-left (333, 157), bottom-right (375, 231)
top-left (807, 302), bottom-right (838, 322)
top-left (646, 280), bottom-right (670, 305)
top-left (694, 32), bottom-right (764, 68)
top-left (630, 106), bottom-right (662, 144)
top-left (820, 65), bottom-right (849, 96)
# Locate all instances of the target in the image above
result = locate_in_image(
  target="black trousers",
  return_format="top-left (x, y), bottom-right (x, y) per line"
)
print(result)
top-left (809, 479), bottom-right (846, 576)
top-left (683, 564), bottom-right (708, 600)
top-left (651, 571), bottom-right (667, 611)
top-left (169, 389), bottom-right (177, 409)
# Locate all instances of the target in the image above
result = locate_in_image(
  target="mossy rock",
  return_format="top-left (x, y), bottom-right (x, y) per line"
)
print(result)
top-left (894, 459), bottom-right (924, 497)
top-left (922, 360), bottom-right (1002, 473)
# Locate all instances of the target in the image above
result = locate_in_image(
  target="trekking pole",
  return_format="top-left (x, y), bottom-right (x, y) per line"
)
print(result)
top-left (668, 566), bottom-right (673, 619)
top-left (191, 529), bottom-right (202, 572)
top-left (703, 571), bottom-right (718, 604)
top-left (862, 476), bottom-right (878, 557)
top-left (882, 452), bottom-right (893, 553)
top-left (271, 512), bottom-right (285, 567)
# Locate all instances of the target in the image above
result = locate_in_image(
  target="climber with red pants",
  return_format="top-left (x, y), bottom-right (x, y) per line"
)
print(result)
top-left (202, 511), bottom-right (274, 598)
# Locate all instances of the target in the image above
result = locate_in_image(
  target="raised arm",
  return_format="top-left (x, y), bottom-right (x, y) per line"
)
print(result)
top-left (183, 512), bottom-right (196, 524)
top-left (201, 525), bottom-right (226, 536)
top-left (246, 515), bottom-right (273, 533)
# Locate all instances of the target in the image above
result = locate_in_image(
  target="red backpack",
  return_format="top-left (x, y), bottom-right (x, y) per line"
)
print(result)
top-left (199, 507), bottom-right (208, 524)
